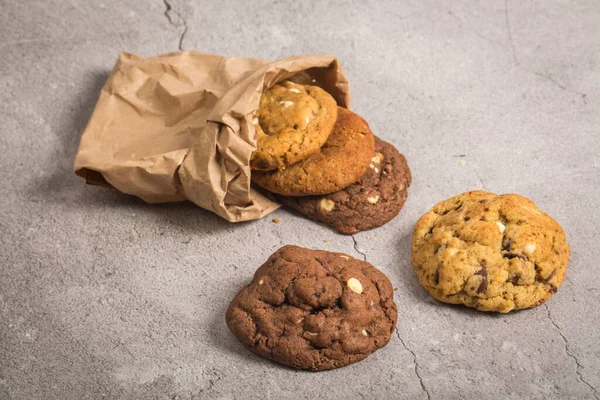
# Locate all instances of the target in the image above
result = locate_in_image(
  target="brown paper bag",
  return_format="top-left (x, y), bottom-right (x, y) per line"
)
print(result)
top-left (74, 51), bottom-right (350, 222)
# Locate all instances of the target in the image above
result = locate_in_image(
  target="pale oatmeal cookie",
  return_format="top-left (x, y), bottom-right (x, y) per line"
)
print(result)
top-left (411, 191), bottom-right (570, 313)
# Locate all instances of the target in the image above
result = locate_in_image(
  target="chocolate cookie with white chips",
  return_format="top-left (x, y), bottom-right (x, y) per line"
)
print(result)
top-left (226, 245), bottom-right (398, 371)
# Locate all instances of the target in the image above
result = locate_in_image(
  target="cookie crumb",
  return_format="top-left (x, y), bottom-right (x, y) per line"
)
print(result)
top-left (323, 239), bottom-right (329, 243)
top-left (272, 218), bottom-right (280, 224)
top-left (459, 159), bottom-right (466, 165)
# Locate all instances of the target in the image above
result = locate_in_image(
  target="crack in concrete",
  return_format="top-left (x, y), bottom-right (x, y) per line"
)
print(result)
top-left (504, 0), bottom-right (519, 66)
top-left (531, 71), bottom-right (588, 103)
top-left (351, 235), bottom-right (367, 261)
top-left (545, 304), bottom-right (600, 399)
top-left (452, 2), bottom-right (587, 104)
top-left (395, 327), bottom-right (431, 400)
top-left (474, 170), bottom-right (488, 191)
top-left (163, 0), bottom-right (188, 51)
top-left (447, 9), bottom-right (508, 49)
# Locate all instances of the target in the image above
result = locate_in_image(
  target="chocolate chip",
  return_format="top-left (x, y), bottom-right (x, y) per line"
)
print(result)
top-left (293, 124), bottom-right (299, 129)
top-left (256, 160), bottom-right (270, 169)
top-left (541, 268), bottom-right (556, 284)
top-left (502, 237), bottom-right (513, 251)
top-left (464, 216), bottom-right (471, 222)
top-left (315, 257), bottom-right (329, 269)
top-left (475, 268), bottom-right (488, 293)
top-left (433, 269), bottom-right (440, 285)
top-left (505, 252), bottom-right (527, 261)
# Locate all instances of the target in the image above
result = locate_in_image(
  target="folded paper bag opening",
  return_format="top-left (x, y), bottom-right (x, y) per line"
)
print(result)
top-left (73, 51), bottom-right (351, 222)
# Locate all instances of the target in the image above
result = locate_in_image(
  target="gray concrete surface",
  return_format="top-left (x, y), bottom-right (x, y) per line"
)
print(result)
top-left (1, 0), bottom-right (599, 399)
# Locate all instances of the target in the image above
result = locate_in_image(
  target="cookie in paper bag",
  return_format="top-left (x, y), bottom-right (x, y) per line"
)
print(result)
top-left (250, 81), bottom-right (338, 171)
top-left (252, 107), bottom-right (375, 196)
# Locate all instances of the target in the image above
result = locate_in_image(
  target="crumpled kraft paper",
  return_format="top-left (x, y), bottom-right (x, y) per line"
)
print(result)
top-left (74, 51), bottom-right (350, 222)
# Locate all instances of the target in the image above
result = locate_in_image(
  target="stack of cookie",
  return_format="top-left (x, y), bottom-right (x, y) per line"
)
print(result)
top-left (250, 80), bottom-right (412, 234)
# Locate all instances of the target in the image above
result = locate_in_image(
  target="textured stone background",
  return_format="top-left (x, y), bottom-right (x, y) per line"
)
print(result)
top-left (1, 0), bottom-right (599, 399)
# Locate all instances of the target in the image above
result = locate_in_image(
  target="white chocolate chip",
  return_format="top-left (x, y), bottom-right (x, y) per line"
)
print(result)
top-left (369, 153), bottom-right (383, 172)
top-left (523, 243), bottom-right (536, 255)
top-left (252, 117), bottom-right (259, 124)
top-left (306, 331), bottom-right (318, 336)
top-left (340, 255), bottom-right (349, 260)
top-left (371, 153), bottom-right (383, 164)
top-left (288, 88), bottom-right (301, 93)
top-left (296, 318), bottom-right (304, 324)
top-left (496, 221), bottom-right (506, 233)
top-left (258, 279), bottom-right (264, 285)
top-left (280, 100), bottom-right (294, 108)
top-left (367, 195), bottom-right (380, 204)
top-left (319, 198), bottom-right (335, 212)
top-left (362, 329), bottom-right (369, 337)
top-left (347, 278), bottom-right (363, 294)
top-left (305, 116), bottom-right (310, 125)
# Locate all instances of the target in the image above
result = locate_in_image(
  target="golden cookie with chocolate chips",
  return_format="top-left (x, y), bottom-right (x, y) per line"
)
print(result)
top-left (252, 107), bottom-right (375, 196)
top-left (275, 137), bottom-right (411, 234)
top-left (250, 81), bottom-right (338, 171)
top-left (411, 191), bottom-right (570, 313)
top-left (226, 245), bottom-right (397, 371)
